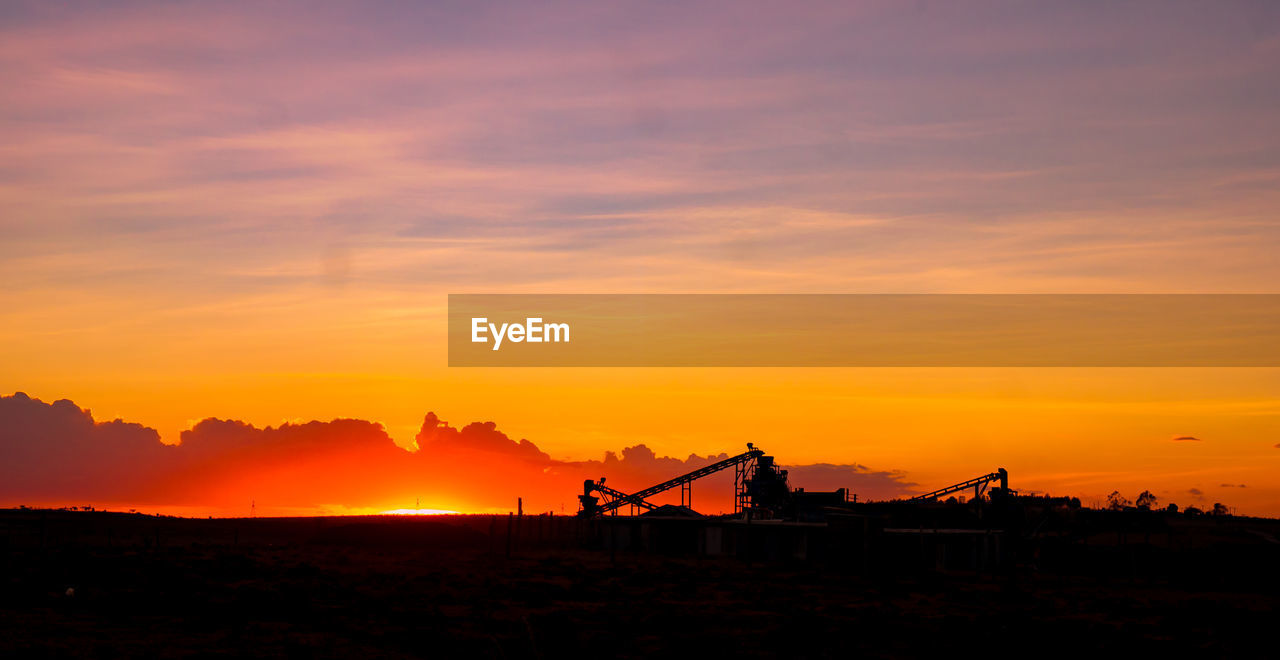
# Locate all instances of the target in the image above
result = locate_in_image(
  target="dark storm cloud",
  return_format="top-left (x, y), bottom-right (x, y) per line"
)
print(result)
top-left (414, 412), bottom-right (551, 463)
top-left (0, 392), bottom-right (172, 500)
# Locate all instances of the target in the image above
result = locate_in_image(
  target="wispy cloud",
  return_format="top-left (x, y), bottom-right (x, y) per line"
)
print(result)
top-left (4, 0), bottom-right (1280, 302)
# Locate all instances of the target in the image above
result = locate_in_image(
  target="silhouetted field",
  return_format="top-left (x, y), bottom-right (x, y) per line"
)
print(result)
top-left (2, 509), bottom-right (1278, 658)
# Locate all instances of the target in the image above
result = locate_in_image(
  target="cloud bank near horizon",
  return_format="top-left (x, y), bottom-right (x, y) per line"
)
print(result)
top-left (0, 392), bottom-right (913, 514)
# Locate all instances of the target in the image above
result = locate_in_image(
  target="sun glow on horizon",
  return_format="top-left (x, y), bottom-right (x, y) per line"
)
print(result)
top-left (379, 508), bottom-right (461, 516)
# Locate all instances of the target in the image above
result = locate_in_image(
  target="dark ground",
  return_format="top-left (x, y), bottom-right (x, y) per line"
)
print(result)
top-left (1, 509), bottom-right (1277, 658)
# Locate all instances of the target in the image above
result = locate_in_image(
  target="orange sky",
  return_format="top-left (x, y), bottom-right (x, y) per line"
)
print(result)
top-left (2, 2), bottom-right (1279, 516)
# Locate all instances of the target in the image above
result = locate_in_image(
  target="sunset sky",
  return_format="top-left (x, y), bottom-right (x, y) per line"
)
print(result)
top-left (3, 1), bottom-right (1280, 516)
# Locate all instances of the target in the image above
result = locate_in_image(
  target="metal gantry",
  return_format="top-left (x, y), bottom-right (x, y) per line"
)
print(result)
top-left (581, 444), bottom-right (765, 517)
top-left (593, 481), bottom-right (658, 515)
top-left (909, 468), bottom-right (1009, 502)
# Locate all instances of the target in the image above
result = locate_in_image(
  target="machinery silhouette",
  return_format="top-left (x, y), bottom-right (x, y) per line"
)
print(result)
top-left (578, 444), bottom-right (769, 517)
top-left (909, 468), bottom-right (1012, 502)
top-left (578, 443), bottom-right (1013, 519)
top-left (577, 444), bottom-right (847, 518)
